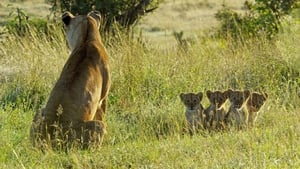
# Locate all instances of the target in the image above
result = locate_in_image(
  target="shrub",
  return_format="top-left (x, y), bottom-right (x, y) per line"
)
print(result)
top-left (215, 0), bottom-right (300, 39)
top-left (47, 0), bottom-right (162, 31)
top-left (5, 8), bottom-right (61, 38)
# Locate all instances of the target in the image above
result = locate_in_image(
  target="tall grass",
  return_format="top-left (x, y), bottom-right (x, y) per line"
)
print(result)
top-left (0, 19), bottom-right (299, 168)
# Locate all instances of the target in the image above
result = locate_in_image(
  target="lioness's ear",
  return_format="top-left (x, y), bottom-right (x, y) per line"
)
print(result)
top-left (62, 11), bottom-right (74, 26)
top-left (88, 11), bottom-right (101, 29)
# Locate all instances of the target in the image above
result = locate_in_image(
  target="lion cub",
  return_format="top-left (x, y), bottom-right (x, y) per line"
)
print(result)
top-left (246, 91), bottom-right (268, 126)
top-left (180, 92), bottom-right (205, 135)
top-left (204, 90), bottom-right (229, 130)
top-left (225, 89), bottom-right (250, 129)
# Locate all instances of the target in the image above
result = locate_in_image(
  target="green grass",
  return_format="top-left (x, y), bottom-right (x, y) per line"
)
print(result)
top-left (0, 16), bottom-right (300, 168)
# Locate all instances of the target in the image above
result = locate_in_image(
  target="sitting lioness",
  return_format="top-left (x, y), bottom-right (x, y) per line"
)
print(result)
top-left (30, 11), bottom-right (111, 150)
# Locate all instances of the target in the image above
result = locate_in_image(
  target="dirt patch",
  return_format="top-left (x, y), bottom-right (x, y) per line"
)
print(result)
top-left (0, 0), bottom-right (51, 23)
top-left (0, 0), bottom-right (246, 47)
top-left (137, 0), bottom-right (246, 47)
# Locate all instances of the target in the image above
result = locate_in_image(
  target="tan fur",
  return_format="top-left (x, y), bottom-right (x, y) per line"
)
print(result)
top-left (247, 91), bottom-right (268, 126)
top-left (204, 90), bottom-right (229, 130)
top-left (30, 11), bottom-right (110, 150)
top-left (180, 92), bottom-right (205, 135)
top-left (225, 89), bottom-right (250, 129)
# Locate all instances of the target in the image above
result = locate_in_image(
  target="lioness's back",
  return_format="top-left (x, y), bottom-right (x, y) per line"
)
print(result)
top-left (30, 11), bottom-right (111, 150)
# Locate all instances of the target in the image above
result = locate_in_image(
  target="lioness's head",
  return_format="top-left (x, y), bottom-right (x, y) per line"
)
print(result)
top-left (62, 11), bottom-right (101, 51)
top-left (180, 92), bottom-right (203, 111)
top-left (227, 89), bottom-right (250, 108)
top-left (206, 90), bottom-right (229, 108)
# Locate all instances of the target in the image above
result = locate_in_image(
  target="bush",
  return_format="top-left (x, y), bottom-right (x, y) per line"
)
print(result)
top-left (47, 0), bottom-right (162, 31)
top-left (215, 0), bottom-right (300, 39)
top-left (5, 8), bottom-right (61, 38)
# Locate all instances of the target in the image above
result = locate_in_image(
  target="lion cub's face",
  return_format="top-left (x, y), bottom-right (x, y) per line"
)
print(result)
top-left (228, 89), bottom-right (250, 108)
top-left (206, 90), bottom-right (228, 108)
top-left (62, 11), bottom-right (101, 51)
top-left (180, 92), bottom-right (203, 111)
top-left (248, 92), bottom-right (268, 111)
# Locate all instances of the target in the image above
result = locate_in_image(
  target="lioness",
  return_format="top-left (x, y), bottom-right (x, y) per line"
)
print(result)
top-left (180, 92), bottom-right (205, 135)
top-left (30, 11), bottom-right (111, 150)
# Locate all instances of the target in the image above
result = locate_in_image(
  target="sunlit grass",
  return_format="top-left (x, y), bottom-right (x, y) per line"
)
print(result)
top-left (0, 16), bottom-right (300, 168)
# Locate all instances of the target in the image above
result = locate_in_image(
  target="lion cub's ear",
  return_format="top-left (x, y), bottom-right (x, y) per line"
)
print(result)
top-left (206, 90), bottom-right (213, 98)
top-left (196, 92), bottom-right (203, 101)
top-left (223, 90), bottom-right (229, 98)
top-left (62, 11), bottom-right (74, 26)
top-left (244, 90), bottom-right (251, 98)
top-left (179, 93), bottom-right (185, 101)
top-left (227, 89), bottom-right (233, 96)
top-left (88, 11), bottom-right (101, 29)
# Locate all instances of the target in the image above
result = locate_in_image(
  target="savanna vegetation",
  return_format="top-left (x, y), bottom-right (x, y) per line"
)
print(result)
top-left (0, 0), bottom-right (300, 168)
top-left (47, 0), bottom-right (162, 31)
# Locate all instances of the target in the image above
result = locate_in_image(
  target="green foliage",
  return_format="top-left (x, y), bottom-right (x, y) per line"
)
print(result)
top-left (47, 0), bottom-right (162, 30)
top-left (216, 0), bottom-right (300, 39)
top-left (5, 8), bottom-right (61, 37)
top-left (49, 0), bottom-right (133, 15)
